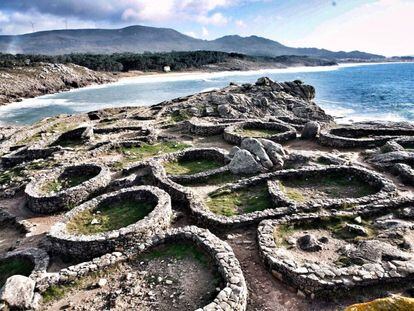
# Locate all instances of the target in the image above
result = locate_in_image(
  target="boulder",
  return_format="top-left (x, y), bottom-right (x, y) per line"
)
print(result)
top-left (0, 275), bottom-right (35, 309)
top-left (228, 150), bottom-right (263, 174)
top-left (301, 121), bottom-right (320, 139)
top-left (259, 138), bottom-right (286, 156)
top-left (344, 295), bottom-right (414, 311)
top-left (240, 138), bottom-right (273, 169)
top-left (345, 223), bottom-right (369, 237)
top-left (228, 146), bottom-right (241, 158)
top-left (296, 234), bottom-right (322, 252)
top-left (255, 77), bottom-right (274, 86)
top-left (374, 218), bottom-right (414, 230)
top-left (381, 140), bottom-right (404, 153)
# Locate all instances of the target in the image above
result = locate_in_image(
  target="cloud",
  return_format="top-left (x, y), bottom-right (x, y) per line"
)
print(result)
top-left (202, 26), bottom-right (210, 37)
top-left (286, 0), bottom-right (414, 56)
top-left (235, 19), bottom-right (246, 28)
top-left (197, 12), bottom-right (228, 26)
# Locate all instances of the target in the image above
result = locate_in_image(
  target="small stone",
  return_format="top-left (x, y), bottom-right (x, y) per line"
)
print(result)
top-left (354, 216), bottom-right (362, 224)
top-left (90, 218), bottom-right (100, 225)
top-left (97, 278), bottom-right (107, 288)
top-left (165, 280), bottom-right (173, 285)
top-left (345, 223), bottom-right (368, 236)
top-left (297, 234), bottom-right (322, 252)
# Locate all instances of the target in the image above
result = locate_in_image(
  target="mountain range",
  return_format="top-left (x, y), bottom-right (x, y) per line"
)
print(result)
top-left (0, 25), bottom-right (384, 60)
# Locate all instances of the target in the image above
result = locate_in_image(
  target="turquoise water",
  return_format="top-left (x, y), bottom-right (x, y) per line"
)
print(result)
top-left (0, 62), bottom-right (413, 125)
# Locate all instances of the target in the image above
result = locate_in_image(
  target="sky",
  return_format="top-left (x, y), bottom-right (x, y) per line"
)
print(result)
top-left (0, 0), bottom-right (412, 56)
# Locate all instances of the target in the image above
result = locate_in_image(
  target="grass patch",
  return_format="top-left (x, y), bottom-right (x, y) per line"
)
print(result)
top-left (41, 171), bottom-right (96, 193)
top-left (171, 111), bottom-right (191, 122)
top-left (274, 216), bottom-right (376, 247)
top-left (0, 258), bottom-right (34, 287)
top-left (113, 141), bottom-right (191, 169)
top-left (236, 127), bottom-right (282, 138)
top-left (141, 243), bottom-right (208, 266)
top-left (0, 167), bottom-right (24, 185)
top-left (164, 158), bottom-right (222, 175)
top-left (180, 171), bottom-right (244, 187)
top-left (206, 184), bottom-right (273, 216)
top-left (278, 175), bottom-right (376, 203)
top-left (66, 199), bottom-right (155, 235)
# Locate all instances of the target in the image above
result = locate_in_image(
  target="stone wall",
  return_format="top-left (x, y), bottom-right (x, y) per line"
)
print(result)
top-left (48, 186), bottom-right (172, 260)
top-left (37, 226), bottom-right (248, 311)
top-left (223, 121), bottom-right (297, 145)
top-left (25, 163), bottom-right (112, 214)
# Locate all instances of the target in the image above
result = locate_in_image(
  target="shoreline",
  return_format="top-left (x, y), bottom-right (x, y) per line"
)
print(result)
top-left (0, 61), bottom-right (412, 127)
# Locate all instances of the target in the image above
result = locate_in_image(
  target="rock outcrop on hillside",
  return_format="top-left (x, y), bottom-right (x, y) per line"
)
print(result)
top-left (0, 63), bottom-right (114, 105)
top-left (157, 77), bottom-right (333, 122)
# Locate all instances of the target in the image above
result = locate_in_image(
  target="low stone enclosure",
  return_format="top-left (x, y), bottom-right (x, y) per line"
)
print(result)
top-left (1, 146), bottom-right (61, 168)
top-left (48, 186), bottom-right (172, 260)
top-left (223, 121), bottom-right (297, 145)
top-left (319, 125), bottom-right (414, 148)
top-left (154, 147), bottom-right (231, 184)
top-left (93, 125), bottom-right (157, 143)
top-left (0, 248), bottom-right (49, 286)
top-left (25, 163), bottom-right (112, 214)
top-left (258, 206), bottom-right (414, 298)
top-left (184, 117), bottom-right (245, 136)
top-left (125, 161), bottom-right (397, 229)
top-left (37, 226), bottom-right (248, 311)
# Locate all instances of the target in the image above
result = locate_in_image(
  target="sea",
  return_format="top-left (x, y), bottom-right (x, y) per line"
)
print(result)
top-left (0, 62), bottom-right (413, 126)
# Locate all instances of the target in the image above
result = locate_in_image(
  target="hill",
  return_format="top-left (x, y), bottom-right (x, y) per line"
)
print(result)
top-left (0, 25), bottom-right (384, 60)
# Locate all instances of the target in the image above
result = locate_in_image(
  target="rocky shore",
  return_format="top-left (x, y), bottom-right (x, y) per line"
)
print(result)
top-left (0, 63), bottom-right (114, 106)
top-left (1, 77), bottom-right (414, 310)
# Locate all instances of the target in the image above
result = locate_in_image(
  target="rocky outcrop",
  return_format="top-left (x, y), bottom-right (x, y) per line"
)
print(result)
top-left (158, 77), bottom-right (333, 123)
top-left (0, 63), bottom-right (114, 105)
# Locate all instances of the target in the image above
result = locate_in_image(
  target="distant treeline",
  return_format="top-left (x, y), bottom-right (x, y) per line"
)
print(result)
top-left (0, 51), bottom-right (336, 72)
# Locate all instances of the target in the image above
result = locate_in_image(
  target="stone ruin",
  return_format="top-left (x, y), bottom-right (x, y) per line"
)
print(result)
top-left (1, 77), bottom-right (414, 310)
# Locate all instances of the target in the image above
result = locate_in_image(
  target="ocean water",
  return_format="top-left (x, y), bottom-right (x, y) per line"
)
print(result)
top-left (0, 62), bottom-right (413, 125)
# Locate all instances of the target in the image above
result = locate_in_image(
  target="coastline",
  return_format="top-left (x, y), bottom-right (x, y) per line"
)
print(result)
top-left (0, 61), bottom-right (412, 127)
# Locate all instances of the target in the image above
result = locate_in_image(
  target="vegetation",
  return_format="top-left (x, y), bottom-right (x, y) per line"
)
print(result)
top-left (142, 243), bottom-right (209, 266)
top-left (236, 127), bottom-right (282, 138)
top-left (179, 171), bottom-right (246, 187)
top-left (66, 199), bottom-right (155, 235)
top-left (0, 51), bottom-right (337, 73)
top-left (274, 216), bottom-right (376, 247)
top-left (206, 184), bottom-right (273, 216)
top-left (113, 141), bottom-right (190, 169)
top-left (0, 167), bottom-right (24, 185)
top-left (278, 175), bottom-right (376, 202)
top-left (0, 259), bottom-right (34, 287)
top-left (41, 171), bottom-right (95, 194)
top-left (164, 158), bottom-right (222, 175)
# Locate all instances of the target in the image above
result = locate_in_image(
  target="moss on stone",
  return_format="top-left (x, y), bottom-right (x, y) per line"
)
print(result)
top-left (345, 295), bottom-right (414, 311)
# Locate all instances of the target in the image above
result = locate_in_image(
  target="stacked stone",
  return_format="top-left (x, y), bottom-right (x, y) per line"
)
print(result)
top-left (48, 186), bottom-right (172, 260)
top-left (223, 120), bottom-right (296, 146)
top-left (1, 146), bottom-right (62, 168)
top-left (154, 147), bottom-right (230, 184)
top-left (38, 226), bottom-right (248, 311)
top-left (25, 163), bottom-right (112, 214)
top-left (319, 125), bottom-right (414, 148)
top-left (258, 212), bottom-right (414, 298)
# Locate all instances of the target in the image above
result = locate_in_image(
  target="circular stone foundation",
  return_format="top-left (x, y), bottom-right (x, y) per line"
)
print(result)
top-left (0, 248), bottom-right (49, 288)
top-left (39, 226), bottom-right (247, 311)
top-left (318, 126), bottom-right (414, 148)
top-left (48, 186), bottom-right (172, 260)
top-left (156, 147), bottom-right (230, 184)
top-left (258, 212), bottom-right (414, 298)
top-left (223, 121), bottom-right (296, 145)
top-left (25, 163), bottom-right (112, 214)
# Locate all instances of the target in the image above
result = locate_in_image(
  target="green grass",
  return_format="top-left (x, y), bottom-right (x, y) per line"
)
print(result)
top-left (171, 110), bottom-right (191, 122)
top-left (113, 141), bottom-right (191, 169)
top-left (41, 172), bottom-right (96, 193)
top-left (278, 175), bottom-right (376, 203)
top-left (206, 184), bottom-right (273, 216)
top-left (163, 158), bottom-right (222, 175)
top-left (0, 259), bottom-right (34, 287)
top-left (180, 171), bottom-right (244, 187)
top-left (236, 127), bottom-right (282, 138)
top-left (141, 243), bottom-right (208, 266)
top-left (0, 167), bottom-right (24, 185)
top-left (66, 199), bottom-right (155, 235)
top-left (274, 216), bottom-right (376, 247)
